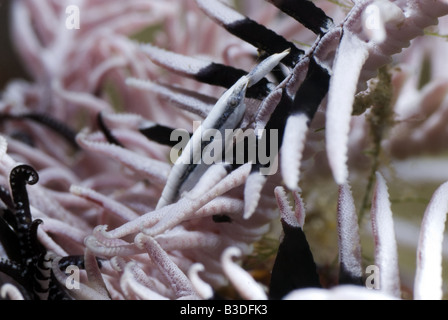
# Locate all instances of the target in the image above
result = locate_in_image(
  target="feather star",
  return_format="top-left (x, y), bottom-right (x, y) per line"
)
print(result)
top-left (1, 0), bottom-right (448, 300)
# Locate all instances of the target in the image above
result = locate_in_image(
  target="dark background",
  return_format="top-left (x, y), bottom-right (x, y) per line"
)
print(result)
top-left (0, 0), bottom-right (30, 90)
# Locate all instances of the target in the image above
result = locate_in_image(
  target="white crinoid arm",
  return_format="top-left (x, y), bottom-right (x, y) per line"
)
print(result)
top-left (326, 0), bottom-right (448, 185)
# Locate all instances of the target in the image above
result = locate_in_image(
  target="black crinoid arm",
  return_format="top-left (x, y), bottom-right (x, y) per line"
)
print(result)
top-left (0, 164), bottom-right (45, 299)
top-left (0, 164), bottom-right (79, 300)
